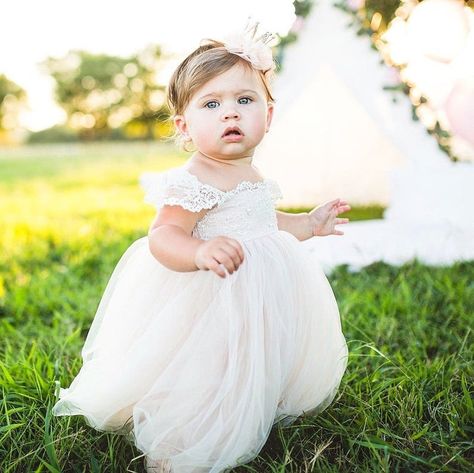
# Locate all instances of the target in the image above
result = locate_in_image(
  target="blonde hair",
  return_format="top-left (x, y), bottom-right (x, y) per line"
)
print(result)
top-left (164, 38), bottom-right (277, 152)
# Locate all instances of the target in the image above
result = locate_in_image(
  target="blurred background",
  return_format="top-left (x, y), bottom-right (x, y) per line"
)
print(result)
top-left (1, 0), bottom-right (473, 153)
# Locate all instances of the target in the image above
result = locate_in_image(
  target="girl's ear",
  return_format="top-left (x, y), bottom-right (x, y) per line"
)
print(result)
top-left (266, 102), bottom-right (274, 132)
top-left (174, 115), bottom-right (187, 135)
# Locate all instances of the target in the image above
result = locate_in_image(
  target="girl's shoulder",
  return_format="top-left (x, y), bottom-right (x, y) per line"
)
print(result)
top-left (139, 165), bottom-right (223, 213)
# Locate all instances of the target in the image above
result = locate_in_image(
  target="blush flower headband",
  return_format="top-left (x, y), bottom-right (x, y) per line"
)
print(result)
top-left (222, 18), bottom-right (277, 73)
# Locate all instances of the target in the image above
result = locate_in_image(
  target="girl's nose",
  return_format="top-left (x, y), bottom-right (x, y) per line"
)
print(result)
top-left (222, 109), bottom-right (240, 120)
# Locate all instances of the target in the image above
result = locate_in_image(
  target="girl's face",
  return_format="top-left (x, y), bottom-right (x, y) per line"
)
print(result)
top-left (174, 62), bottom-right (273, 160)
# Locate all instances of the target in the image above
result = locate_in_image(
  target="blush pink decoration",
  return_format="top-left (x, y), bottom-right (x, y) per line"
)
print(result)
top-left (290, 16), bottom-right (305, 34)
top-left (347, 0), bottom-right (365, 11)
top-left (385, 66), bottom-right (402, 86)
top-left (443, 77), bottom-right (474, 146)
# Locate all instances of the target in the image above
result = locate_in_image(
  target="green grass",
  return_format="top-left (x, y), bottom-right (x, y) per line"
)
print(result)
top-left (0, 142), bottom-right (472, 472)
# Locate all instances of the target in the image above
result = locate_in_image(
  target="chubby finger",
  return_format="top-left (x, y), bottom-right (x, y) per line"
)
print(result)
top-left (208, 258), bottom-right (227, 278)
top-left (213, 249), bottom-right (237, 274)
top-left (336, 205), bottom-right (351, 215)
top-left (222, 242), bottom-right (244, 267)
top-left (324, 198), bottom-right (339, 208)
top-left (223, 239), bottom-right (245, 263)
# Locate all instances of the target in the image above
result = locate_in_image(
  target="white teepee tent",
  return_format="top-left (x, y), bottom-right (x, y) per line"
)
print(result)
top-left (253, 0), bottom-right (474, 272)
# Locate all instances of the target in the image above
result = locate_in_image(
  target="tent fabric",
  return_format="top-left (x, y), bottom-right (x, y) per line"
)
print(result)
top-left (253, 0), bottom-right (474, 271)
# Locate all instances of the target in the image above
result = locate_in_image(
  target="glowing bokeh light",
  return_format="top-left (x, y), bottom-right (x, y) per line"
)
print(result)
top-left (405, 0), bottom-right (469, 63)
top-left (444, 78), bottom-right (474, 146)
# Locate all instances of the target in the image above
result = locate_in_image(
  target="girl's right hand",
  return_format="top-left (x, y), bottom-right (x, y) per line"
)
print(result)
top-left (194, 236), bottom-right (245, 278)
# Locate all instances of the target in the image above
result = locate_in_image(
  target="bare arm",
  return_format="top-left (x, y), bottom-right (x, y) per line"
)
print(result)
top-left (276, 198), bottom-right (351, 240)
top-left (147, 205), bottom-right (207, 272)
top-left (276, 210), bottom-right (313, 242)
top-left (147, 205), bottom-right (245, 278)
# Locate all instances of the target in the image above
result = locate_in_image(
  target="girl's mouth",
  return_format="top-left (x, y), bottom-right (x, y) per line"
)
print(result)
top-left (222, 133), bottom-right (244, 142)
top-left (222, 126), bottom-right (244, 138)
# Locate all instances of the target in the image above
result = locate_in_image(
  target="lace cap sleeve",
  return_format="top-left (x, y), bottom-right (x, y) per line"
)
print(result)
top-left (267, 179), bottom-right (283, 206)
top-left (139, 167), bottom-right (222, 212)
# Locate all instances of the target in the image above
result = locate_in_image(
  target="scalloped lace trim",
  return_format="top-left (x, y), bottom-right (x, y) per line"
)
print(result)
top-left (140, 167), bottom-right (283, 213)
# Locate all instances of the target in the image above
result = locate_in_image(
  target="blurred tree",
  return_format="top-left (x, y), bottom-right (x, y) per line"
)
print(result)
top-left (364, 0), bottom-right (400, 29)
top-left (294, 0), bottom-right (314, 17)
top-left (40, 45), bottom-right (168, 141)
top-left (0, 74), bottom-right (27, 143)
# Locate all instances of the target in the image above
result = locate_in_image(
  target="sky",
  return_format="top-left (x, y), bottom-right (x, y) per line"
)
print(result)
top-left (0, 0), bottom-right (296, 131)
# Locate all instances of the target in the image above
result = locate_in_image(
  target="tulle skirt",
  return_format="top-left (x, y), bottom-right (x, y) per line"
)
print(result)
top-left (52, 230), bottom-right (348, 472)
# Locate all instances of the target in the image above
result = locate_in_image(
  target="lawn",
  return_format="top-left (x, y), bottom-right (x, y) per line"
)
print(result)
top-left (0, 142), bottom-right (472, 472)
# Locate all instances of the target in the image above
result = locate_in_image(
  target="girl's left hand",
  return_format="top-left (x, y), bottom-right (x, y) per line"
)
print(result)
top-left (308, 198), bottom-right (351, 237)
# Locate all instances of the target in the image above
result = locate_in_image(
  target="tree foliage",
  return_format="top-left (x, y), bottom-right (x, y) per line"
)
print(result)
top-left (0, 74), bottom-right (27, 134)
top-left (40, 45), bottom-right (169, 140)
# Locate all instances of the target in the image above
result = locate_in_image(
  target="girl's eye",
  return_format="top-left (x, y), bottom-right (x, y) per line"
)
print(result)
top-left (204, 97), bottom-right (253, 109)
top-left (205, 101), bottom-right (219, 109)
top-left (238, 96), bottom-right (253, 104)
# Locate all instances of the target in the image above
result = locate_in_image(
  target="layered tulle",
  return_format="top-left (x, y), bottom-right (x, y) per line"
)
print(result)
top-left (52, 229), bottom-right (347, 473)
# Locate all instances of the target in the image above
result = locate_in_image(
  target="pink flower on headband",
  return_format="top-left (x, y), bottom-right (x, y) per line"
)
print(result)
top-left (223, 20), bottom-right (277, 73)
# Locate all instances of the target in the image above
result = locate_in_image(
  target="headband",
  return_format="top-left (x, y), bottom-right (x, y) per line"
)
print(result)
top-left (222, 18), bottom-right (277, 73)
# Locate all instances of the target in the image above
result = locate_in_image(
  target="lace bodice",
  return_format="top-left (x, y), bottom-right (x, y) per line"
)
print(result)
top-left (140, 166), bottom-right (283, 241)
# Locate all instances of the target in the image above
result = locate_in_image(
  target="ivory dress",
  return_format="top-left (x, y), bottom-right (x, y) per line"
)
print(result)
top-left (52, 164), bottom-right (348, 473)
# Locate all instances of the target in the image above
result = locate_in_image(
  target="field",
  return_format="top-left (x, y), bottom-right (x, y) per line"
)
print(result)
top-left (0, 142), bottom-right (472, 472)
